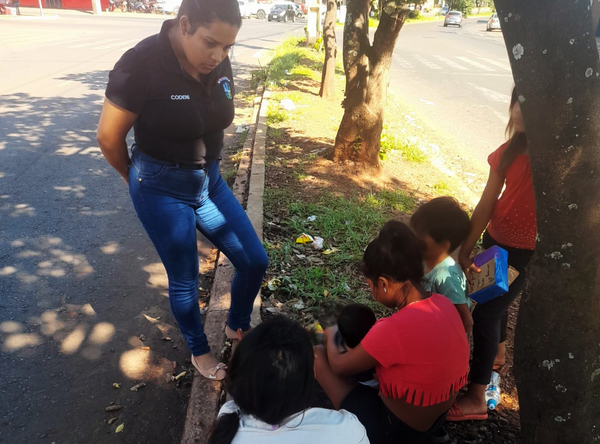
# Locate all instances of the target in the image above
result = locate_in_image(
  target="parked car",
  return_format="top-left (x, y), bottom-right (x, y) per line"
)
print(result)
top-left (440, 5), bottom-right (449, 15)
top-left (270, 1), bottom-right (303, 18)
top-left (245, 0), bottom-right (269, 19)
top-left (237, 0), bottom-right (251, 18)
top-left (487, 12), bottom-right (501, 31)
top-left (268, 3), bottom-right (296, 22)
top-left (443, 11), bottom-right (462, 27)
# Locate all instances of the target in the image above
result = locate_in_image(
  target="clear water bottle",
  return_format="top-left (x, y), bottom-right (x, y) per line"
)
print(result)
top-left (485, 371), bottom-right (501, 410)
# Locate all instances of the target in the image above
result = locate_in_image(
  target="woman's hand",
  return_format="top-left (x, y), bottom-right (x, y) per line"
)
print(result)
top-left (324, 325), bottom-right (338, 345)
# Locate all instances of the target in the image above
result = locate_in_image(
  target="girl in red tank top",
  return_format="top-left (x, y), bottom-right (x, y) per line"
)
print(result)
top-left (447, 87), bottom-right (536, 422)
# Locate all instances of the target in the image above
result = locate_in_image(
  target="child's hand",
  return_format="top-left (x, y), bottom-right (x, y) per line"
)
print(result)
top-left (459, 254), bottom-right (481, 283)
top-left (324, 325), bottom-right (339, 344)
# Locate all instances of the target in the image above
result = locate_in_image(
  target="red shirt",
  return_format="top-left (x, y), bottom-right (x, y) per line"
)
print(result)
top-left (487, 143), bottom-right (537, 250)
top-left (361, 294), bottom-right (469, 407)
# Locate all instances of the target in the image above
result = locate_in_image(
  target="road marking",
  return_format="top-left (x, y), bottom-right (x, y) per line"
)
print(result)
top-left (479, 57), bottom-right (511, 71)
top-left (393, 54), bottom-right (412, 68)
top-left (413, 54), bottom-right (442, 70)
top-left (468, 82), bottom-right (511, 103)
top-left (67, 38), bottom-right (120, 49)
top-left (95, 39), bottom-right (140, 50)
top-left (251, 50), bottom-right (266, 58)
top-left (456, 56), bottom-right (495, 72)
top-left (432, 55), bottom-right (468, 71)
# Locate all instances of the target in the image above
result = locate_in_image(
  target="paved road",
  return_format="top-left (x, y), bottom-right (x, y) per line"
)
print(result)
top-left (391, 17), bottom-right (514, 171)
top-left (0, 12), bottom-right (301, 444)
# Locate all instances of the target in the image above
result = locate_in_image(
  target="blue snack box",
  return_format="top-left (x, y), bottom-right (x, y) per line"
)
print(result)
top-left (468, 246), bottom-right (509, 304)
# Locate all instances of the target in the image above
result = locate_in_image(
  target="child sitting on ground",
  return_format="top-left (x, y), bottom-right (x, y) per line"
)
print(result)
top-left (335, 303), bottom-right (378, 388)
top-left (410, 196), bottom-right (473, 333)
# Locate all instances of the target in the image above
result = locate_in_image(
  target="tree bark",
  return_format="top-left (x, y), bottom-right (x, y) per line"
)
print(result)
top-left (494, 0), bottom-right (600, 442)
top-left (319, 0), bottom-right (338, 100)
top-left (332, 0), bottom-right (408, 166)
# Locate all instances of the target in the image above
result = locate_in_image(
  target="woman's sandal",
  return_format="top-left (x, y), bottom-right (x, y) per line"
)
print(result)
top-left (191, 354), bottom-right (227, 381)
top-left (225, 325), bottom-right (253, 341)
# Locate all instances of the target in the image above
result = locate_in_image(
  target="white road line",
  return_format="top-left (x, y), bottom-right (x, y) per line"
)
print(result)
top-left (393, 54), bottom-right (413, 68)
top-left (432, 55), bottom-right (468, 71)
top-left (251, 50), bottom-right (265, 58)
top-left (95, 38), bottom-right (140, 50)
top-left (456, 56), bottom-right (495, 72)
top-left (413, 54), bottom-right (442, 70)
top-left (479, 57), bottom-right (511, 71)
top-left (67, 38), bottom-right (120, 49)
top-left (468, 82), bottom-right (511, 103)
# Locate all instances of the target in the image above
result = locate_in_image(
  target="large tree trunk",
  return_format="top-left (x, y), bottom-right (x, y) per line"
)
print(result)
top-left (319, 0), bottom-right (338, 100)
top-left (332, 0), bottom-right (408, 166)
top-left (494, 0), bottom-right (600, 442)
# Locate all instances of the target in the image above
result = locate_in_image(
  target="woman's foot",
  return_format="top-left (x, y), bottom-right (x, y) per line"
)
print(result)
top-left (191, 353), bottom-right (227, 381)
top-left (225, 325), bottom-right (252, 341)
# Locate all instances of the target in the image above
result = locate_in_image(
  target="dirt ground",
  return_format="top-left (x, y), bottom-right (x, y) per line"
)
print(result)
top-left (260, 63), bottom-right (522, 443)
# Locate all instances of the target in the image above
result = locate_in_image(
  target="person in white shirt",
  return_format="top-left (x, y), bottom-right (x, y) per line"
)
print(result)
top-left (209, 316), bottom-right (370, 444)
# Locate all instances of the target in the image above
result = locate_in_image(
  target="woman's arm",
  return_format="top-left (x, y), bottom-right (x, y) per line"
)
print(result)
top-left (459, 168), bottom-right (505, 275)
top-left (97, 98), bottom-right (138, 184)
top-left (325, 327), bottom-right (378, 377)
top-left (455, 303), bottom-right (474, 333)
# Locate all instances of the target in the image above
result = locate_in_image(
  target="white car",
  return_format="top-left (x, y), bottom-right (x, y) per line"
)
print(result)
top-left (238, 0), bottom-right (251, 18)
top-left (487, 13), bottom-right (501, 31)
top-left (244, 0), bottom-right (269, 19)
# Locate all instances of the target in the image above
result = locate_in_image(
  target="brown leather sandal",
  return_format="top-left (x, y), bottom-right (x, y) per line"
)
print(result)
top-left (191, 354), bottom-right (227, 381)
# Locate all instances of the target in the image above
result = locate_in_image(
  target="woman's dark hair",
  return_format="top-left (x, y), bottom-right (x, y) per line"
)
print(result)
top-left (208, 316), bottom-right (315, 444)
top-left (178, 0), bottom-right (242, 33)
top-left (338, 303), bottom-right (377, 349)
top-left (361, 220), bottom-right (425, 285)
top-left (410, 196), bottom-right (471, 253)
top-left (499, 86), bottom-right (528, 173)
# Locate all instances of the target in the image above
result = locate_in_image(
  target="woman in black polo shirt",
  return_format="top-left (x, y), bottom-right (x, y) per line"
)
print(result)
top-left (97, 0), bottom-right (268, 381)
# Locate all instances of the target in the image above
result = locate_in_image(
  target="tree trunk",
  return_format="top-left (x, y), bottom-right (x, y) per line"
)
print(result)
top-left (494, 0), bottom-right (600, 442)
top-left (319, 0), bottom-right (338, 100)
top-left (332, 0), bottom-right (408, 165)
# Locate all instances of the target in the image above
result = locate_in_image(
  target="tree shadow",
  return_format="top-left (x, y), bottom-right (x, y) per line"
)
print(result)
top-left (0, 69), bottom-right (215, 443)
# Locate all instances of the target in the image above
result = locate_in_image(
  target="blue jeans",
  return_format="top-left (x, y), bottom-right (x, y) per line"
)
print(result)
top-left (128, 147), bottom-right (268, 356)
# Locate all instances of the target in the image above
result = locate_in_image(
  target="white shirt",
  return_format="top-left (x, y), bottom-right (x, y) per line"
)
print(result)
top-left (218, 401), bottom-right (370, 444)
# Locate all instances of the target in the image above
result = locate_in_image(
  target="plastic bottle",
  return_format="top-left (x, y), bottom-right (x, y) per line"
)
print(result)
top-left (485, 371), bottom-right (501, 410)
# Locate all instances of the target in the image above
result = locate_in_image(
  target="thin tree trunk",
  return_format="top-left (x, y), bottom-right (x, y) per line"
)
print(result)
top-left (494, 0), bottom-right (600, 442)
top-left (319, 0), bottom-right (338, 100)
top-left (332, 0), bottom-right (408, 165)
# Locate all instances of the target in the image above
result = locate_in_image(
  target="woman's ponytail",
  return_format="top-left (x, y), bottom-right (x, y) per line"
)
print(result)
top-left (208, 412), bottom-right (240, 444)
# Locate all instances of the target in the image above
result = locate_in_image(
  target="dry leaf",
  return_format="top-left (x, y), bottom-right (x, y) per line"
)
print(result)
top-left (130, 382), bottom-right (146, 392)
top-left (105, 405), bottom-right (122, 412)
top-left (174, 371), bottom-right (187, 381)
top-left (140, 346), bottom-right (150, 351)
top-left (112, 383), bottom-right (121, 389)
top-left (108, 418), bottom-right (117, 425)
top-left (162, 337), bottom-right (172, 342)
top-left (115, 423), bottom-right (124, 433)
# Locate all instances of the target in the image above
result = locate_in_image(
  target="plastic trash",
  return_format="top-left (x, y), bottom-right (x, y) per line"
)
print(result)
top-left (485, 371), bottom-right (501, 410)
top-left (313, 236), bottom-right (324, 250)
top-left (296, 233), bottom-right (314, 244)
top-left (307, 215), bottom-right (317, 222)
top-left (280, 98), bottom-right (296, 111)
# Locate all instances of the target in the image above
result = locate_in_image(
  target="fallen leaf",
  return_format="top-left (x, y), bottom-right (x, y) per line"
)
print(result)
top-left (105, 405), bottom-right (122, 412)
top-left (162, 337), bottom-right (172, 342)
top-left (140, 346), bottom-right (150, 351)
top-left (108, 418), bottom-right (117, 425)
top-left (112, 383), bottom-right (121, 389)
top-left (175, 371), bottom-right (187, 381)
top-left (130, 382), bottom-right (146, 392)
top-left (115, 423), bottom-right (124, 433)
top-left (266, 307), bottom-right (281, 313)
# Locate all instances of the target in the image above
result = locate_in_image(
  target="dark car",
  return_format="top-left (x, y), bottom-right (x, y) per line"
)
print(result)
top-left (268, 4), bottom-right (296, 22)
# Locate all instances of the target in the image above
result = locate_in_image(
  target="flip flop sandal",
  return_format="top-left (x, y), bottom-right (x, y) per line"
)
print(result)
top-left (191, 355), bottom-right (227, 381)
top-left (225, 325), bottom-right (253, 341)
top-left (446, 401), bottom-right (488, 422)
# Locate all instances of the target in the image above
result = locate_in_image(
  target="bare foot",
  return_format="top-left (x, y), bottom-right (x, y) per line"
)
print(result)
top-left (456, 386), bottom-right (488, 417)
top-left (191, 353), bottom-right (227, 381)
top-left (494, 342), bottom-right (506, 369)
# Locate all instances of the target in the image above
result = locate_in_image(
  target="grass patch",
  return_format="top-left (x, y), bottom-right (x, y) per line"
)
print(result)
top-left (222, 167), bottom-right (237, 183)
top-left (380, 131), bottom-right (428, 163)
top-left (267, 36), bottom-right (322, 84)
top-left (267, 103), bottom-right (289, 124)
top-left (433, 180), bottom-right (450, 194)
top-left (267, 127), bottom-right (285, 140)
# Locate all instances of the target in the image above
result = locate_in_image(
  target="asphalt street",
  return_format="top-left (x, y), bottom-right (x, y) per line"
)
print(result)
top-left (0, 11), bottom-right (302, 444)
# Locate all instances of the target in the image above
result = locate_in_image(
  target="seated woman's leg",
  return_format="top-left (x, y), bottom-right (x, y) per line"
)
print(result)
top-left (196, 168), bottom-right (268, 332)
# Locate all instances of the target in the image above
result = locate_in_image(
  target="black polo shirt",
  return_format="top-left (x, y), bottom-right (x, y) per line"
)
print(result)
top-left (105, 19), bottom-right (235, 166)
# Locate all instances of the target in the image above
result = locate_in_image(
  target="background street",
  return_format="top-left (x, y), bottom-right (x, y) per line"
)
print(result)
top-left (0, 10), bottom-right (515, 443)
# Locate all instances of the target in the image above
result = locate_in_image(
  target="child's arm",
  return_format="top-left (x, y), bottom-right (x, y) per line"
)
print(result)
top-left (459, 168), bottom-right (505, 275)
top-left (455, 303), bottom-right (473, 333)
top-left (324, 326), bottom-right (377, 377)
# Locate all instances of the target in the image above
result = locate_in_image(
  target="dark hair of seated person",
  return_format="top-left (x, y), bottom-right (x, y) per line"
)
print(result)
top-left (338, 303), bottom-right (377, 349)
top-left (208, 316), bottom-right (316, 444)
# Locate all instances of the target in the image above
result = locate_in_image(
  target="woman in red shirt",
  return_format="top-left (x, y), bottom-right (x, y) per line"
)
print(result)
top-left (448, 87), bottom-right (536, 421)
top-left (315, 221), bottom-right (470, 444)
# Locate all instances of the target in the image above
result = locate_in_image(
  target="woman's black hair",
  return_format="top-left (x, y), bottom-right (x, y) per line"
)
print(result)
top-left (361, 220), bottom-right (425, 286)
top-left (208, 316), bottom-right (315, 444)
top-left (177, 0), bottom-right (242, 34)
top-left (499, 86), bottom-right (528, 173)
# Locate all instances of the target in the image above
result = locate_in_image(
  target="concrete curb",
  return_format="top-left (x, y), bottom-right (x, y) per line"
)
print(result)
top-left (180, 86), bottom-right (268, 444)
